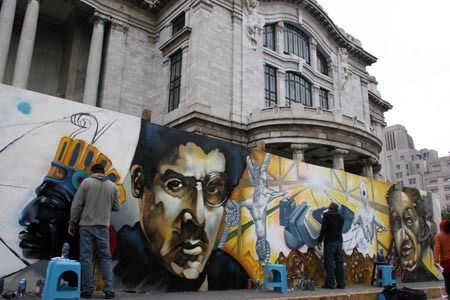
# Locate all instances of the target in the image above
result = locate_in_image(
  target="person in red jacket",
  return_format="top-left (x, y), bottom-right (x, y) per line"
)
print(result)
top-left (434, 219), bottom-right (450, 299)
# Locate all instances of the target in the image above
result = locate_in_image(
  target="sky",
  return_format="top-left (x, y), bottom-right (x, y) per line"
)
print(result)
top-left (318, 0), bottom-right (450, 157)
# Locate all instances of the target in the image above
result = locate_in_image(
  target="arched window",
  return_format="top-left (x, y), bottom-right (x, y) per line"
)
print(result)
top-left (285, 72), bottom-right (312, 106)
top-left (284, 24), bottom-right (310, 64)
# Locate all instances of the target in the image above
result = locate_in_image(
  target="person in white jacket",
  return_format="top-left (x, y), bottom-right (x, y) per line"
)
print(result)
top-left (68, 163), bottom-right (120, 299)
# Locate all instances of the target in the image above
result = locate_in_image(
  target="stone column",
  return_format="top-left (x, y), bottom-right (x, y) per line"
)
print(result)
top-left (310, 37), bottom-right (317, 71)
top-left (12, 0), bottom-right (40, 88)
top-left (277, 69), bottom-right (285, 105)
top-left (312, 84), bottom-right (320, 108)
top-left (361, 158), bottom-right (375, 178)
top-left (291, 144), bottom-right (308, 162)
top-left (0, 0), bottom-right (16, 83)
top-left (83, 15), bottom-right (106, 106)
top-left (276, 22), bottom-right (284, 55)
top-left (332, 148), bottom-right (348, 170)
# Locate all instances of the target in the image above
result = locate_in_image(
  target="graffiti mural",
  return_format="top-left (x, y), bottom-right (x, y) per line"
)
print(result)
top-left (0, 84), bottom-right (139, 277)
top-left (221, 149), bottom-right (441, 287)
top-left (0, 84), bottom-right (443, 291)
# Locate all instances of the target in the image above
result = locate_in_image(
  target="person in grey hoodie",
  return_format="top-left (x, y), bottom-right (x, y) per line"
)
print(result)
top-left (68, 163), bottom-right (120, 299)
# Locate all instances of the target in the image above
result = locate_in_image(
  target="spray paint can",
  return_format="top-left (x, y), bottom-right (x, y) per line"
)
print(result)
top-left (17, 279), bottom-right (25, 298)
top-left (247, 279), bottom-right (253, 290)
top-left (255, 279), bottom-right (260, 289)
top-left (310, 280), bottom-right (315, 291)
top-left (35, 279), bottom-right (43, 297)
top-left (61, 242), bottom-right (70, 259)
top-left (22, 278), bottom-right (27, 294)
top-left (297, 279), bottom-right (302, 289)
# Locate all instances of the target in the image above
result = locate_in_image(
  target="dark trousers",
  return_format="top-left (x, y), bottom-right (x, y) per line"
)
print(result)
top-left (444, 271), bottom-right (450, 295)
top-left (323, 241), bottom-right (345, 287)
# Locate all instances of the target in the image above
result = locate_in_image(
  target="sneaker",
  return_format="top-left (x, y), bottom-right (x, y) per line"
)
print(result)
top-left (321, 285), bottom-right (335, 289)
top-left (336, 285), bottom-right (346, 289)
top-left (80, 291), bottom-right (93, 298)
top-left (104, 290), bottom-right (115, 299)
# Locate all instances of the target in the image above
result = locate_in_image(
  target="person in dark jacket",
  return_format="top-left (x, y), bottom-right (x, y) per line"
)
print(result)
top-left (317, 202), bottom-right (345, 289)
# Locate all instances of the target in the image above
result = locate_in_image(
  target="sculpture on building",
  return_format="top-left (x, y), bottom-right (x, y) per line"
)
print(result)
top-left (338, 48), bottom-right (349, 89)
top-left (244, 0), bottom-right (265, 49)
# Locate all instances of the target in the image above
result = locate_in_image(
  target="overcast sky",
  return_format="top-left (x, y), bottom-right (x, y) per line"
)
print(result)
top-left (318, 0), bottom-right (450, 157)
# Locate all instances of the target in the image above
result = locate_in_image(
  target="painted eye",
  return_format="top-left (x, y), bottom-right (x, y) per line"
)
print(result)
top-left (72, 170), bottom-right (89, 189)
top-left (204, 175), bottom-right (227, 206)
top-left (165, 178), bottom-right (185, 192)
top-left (405, 216), bottom-right (414, 226)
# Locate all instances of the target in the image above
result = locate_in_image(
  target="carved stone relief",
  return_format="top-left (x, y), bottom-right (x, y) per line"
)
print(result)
top-left (244, 0), bottom-right (265, 50)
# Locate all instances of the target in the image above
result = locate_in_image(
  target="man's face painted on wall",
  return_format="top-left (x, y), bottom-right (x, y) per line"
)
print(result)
top-left (389, 189), bottom-right (422, 272)
top-left (140, 142), bottom-right (227, 279)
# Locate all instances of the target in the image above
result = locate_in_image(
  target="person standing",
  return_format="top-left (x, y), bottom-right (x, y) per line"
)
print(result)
top-left (317, 202), bottom-right (345, 289)
top-left (434, 220), bottom-right (450, 299)
top-left (68, 164), bottom-right (120, 299)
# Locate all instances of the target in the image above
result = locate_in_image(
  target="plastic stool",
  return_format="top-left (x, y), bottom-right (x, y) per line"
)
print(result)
top-left (262, 264), bottom-right (288, 293)
top-left (42, 258), bottom-right (81, 300)
top-left (376, 265), bottom-right (396, 287)
top-left (371, 261), bottom-right (389, 286)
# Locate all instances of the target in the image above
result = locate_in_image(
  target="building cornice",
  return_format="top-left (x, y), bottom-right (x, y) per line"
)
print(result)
top-left (299, 0), bottom-right (377, 65)
top-left (368, 90), bottom-right (393, 111)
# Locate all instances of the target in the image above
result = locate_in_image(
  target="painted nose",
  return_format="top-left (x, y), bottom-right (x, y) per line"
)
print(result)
top-left (195, 181), bottom-right (206, 224)
top-left (18, 197), bottom-right (41, 226)
top-left (182, 182), bottom-right (206, 225)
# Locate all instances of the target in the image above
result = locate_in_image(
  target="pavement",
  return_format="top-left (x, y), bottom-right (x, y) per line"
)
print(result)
top-left (2, 280), bottom-right (446, 300)
top-left (2, 261), bottom-right (446, 299)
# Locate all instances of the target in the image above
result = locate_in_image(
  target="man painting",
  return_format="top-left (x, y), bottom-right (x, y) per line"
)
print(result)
top-left (318, 202), bottom-right (346, 289)
top-left (113, 120), bottom-right (249, 291)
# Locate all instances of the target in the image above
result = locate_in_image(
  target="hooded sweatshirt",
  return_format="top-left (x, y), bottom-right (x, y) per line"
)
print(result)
top-left (317, 210), bottom-right (344, 244)
top-left (69, 173), bottom-right (120, 227)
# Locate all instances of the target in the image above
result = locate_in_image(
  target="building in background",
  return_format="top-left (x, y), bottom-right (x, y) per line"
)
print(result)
top-left (423, 156), bottom-right (450, 211)
top-left (0, 0), bottom-right (392, 177)
top-left (383, 124), bottom-right (450, 210)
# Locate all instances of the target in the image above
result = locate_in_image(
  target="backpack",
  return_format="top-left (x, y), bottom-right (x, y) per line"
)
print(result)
top-left (398, 287), bottom-right (427, 300)
top-left (378, 286), bottom-right (400, 300)
top-left (377, 286), bottom-right (427, 300)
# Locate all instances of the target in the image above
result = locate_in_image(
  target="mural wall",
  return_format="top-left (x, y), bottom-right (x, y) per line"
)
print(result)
top-left (0, 84), bottom-right (442, 292)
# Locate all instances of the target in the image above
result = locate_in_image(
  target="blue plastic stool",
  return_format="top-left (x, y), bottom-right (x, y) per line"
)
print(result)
top-left (262, 264), bottom-right (288, 293)
top-left (42, 258), bottom-right (81, 300)
top-left (376, 265), bottom-right (396, 287)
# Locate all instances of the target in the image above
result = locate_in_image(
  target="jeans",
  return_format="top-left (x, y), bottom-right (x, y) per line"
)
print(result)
top-left (444, 271), bottom-right (450, 295)
top-left (79, 226), bottom-right (114, 293)
top-left (323, 241), bottom-right (345, 288)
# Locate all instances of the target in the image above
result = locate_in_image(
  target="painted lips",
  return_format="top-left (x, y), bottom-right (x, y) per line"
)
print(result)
top-left (169, 239), bottom-right (206, 279)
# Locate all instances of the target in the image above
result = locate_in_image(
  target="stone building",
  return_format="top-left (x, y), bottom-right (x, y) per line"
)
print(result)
top-left (0, 0), bottom-right (392, 176)
top-left (424, 156), bottom-right (450, 210)
top-left (383, 124), bottom-right (438, 189)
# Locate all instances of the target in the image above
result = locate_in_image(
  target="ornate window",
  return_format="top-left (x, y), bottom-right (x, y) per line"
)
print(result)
top-left (263, 24), bottom-right (275, 50)
top-left (172, 12), bottom-right (185, 36)
top-left (317, 50), bottom-right (328, 75)
top-left (168, 50), bottom-right (182, 112)
top-left (285, 72), bottom-right (311, 106)
top-left (319, 88), bottom-right (329, 109)
top-left (284, 24), bottom-right (310, 64)
top-left (264, 65), bottom-right (277, 107)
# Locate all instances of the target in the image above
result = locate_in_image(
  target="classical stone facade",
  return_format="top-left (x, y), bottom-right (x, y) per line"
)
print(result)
top-left (0, 0), bottom-right (392, 176)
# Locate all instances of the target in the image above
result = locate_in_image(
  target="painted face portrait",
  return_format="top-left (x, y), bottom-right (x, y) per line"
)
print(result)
top-left (387, 185), bottom-right (424, 272)
top-left (18, 162), bottom-right (83, 259)
top-left (140, 142), bottom-right (227, 279)
top-left (129, 121), bottom-right (249, 285)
